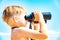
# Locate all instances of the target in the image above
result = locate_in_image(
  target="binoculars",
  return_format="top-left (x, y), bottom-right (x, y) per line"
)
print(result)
top-left (25, 12), bottom-right (51, 23)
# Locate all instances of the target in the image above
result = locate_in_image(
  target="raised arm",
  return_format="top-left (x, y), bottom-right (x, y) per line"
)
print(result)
top-left (31, 11), bottom-right (48, 40)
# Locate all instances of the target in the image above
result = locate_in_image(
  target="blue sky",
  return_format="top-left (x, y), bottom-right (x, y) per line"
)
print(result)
top-left (0, 0), bottom-right (60, 40)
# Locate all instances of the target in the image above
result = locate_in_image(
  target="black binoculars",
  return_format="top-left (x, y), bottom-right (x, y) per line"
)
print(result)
top-left (25, 12), bottom-right (51, 23)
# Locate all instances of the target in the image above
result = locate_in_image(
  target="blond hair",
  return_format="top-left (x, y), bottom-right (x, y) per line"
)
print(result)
top-left (3, 6), bottom-right (26, 24)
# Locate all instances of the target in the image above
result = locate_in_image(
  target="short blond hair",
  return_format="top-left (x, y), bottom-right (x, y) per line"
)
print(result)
top-left (3, 6), bottom-right (26, 24)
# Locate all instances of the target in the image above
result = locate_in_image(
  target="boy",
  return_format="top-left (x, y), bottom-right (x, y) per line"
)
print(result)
top-left (3, 6), bottom-right (48, 40)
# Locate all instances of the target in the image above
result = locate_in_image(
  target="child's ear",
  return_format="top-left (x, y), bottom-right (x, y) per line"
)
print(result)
top-left (13, 16), bottom-right (17, 23)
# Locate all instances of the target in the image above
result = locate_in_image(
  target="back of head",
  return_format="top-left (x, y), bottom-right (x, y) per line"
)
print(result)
top-left (3, 6), bottom-right (26, 27)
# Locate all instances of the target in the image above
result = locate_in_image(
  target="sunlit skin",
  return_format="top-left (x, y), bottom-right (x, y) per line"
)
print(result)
top-left (3, 6), bottom-right (48, 40)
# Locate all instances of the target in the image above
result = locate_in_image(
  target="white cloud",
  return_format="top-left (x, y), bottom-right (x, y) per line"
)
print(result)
top-left (0, 32), bottom-right (11, 40)
top-left (48, 30), bottom-right (60, 35)
top-left (48, 30), bottom-right (60, 40)
top-left (0, 32), bottom-right (10, 36)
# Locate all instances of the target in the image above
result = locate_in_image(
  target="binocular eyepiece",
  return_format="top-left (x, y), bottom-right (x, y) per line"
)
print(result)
top-left (25, 12), bottom-right (51, 23)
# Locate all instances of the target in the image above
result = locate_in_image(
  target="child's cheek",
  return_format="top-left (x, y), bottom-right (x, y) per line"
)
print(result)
top-left (18, 17), bottom-right (26, 26)
top-left (15, 15), bottom-right (26, 27)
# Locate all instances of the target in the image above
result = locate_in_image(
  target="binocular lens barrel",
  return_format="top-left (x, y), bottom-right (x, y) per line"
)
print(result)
top-left (42, 12), bottom-right (51, 20)
top-left (25, 12), bottom-right (51, 21)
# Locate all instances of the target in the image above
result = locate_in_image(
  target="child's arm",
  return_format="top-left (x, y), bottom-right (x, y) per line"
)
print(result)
top-left (32, 11), bottom-right (48, 40)
top-left (12, 27), bottom-right (48, 40)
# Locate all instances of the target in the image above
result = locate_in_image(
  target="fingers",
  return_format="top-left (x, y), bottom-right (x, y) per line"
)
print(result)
top-left (34, 11), bottom-right (40, 21)
top-left (33, 11), bottom-right (44, 22)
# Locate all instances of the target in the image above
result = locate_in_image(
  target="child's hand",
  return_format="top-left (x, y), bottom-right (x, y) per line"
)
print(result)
top-left (34, 11), bottom-right (45, 23)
